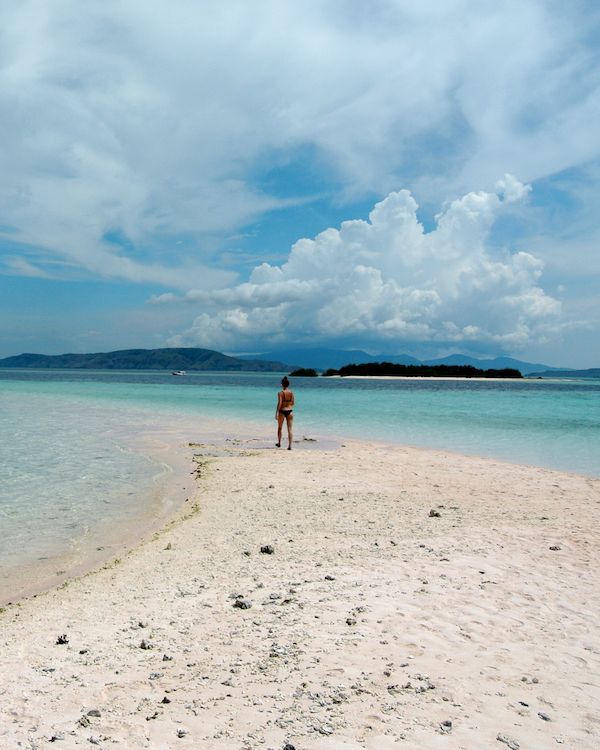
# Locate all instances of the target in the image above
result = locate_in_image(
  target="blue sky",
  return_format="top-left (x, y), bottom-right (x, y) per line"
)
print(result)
top-left (1, 1), bottom-right (599, 366)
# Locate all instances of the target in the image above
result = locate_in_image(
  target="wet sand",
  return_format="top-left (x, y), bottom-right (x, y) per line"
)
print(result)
top-left (1, 436), bottom-right (599, 749)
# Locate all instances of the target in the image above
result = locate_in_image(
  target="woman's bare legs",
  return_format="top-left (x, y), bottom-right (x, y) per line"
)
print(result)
top-left (276, 413), bottom-right (293, 449)
top-left (276, 413), bottom-right (284, 447)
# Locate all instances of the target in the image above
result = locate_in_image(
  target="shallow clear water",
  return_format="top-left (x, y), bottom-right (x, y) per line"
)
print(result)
top-left (1, 369), bottom-right (598, 598)
top-left (2, 369), bottom-right (599, 475)
top-left (0, 389), bottom-right (171, 582)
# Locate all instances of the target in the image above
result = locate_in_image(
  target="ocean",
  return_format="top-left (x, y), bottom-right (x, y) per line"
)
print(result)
top-left (1, 369), bottom-right (598, 601)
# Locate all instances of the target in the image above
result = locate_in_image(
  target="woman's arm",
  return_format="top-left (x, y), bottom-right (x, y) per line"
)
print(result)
top-left (275, 391), bottom-right (282, 418)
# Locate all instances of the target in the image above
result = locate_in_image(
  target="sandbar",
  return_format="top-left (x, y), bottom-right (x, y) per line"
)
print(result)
top-left (1, 436), bottom-right (599, 749)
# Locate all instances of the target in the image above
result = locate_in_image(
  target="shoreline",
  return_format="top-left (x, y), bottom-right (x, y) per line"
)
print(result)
top-left (0, 423), bottom-right (197, 608)
top-left (329, 374), bottom-right (545, 381)
top-left (3, 421), bottom-right (597, 610)
top-left (0, 413), bottom-right (337, 609)
top-left (1, 436), bottom-right (599, 748)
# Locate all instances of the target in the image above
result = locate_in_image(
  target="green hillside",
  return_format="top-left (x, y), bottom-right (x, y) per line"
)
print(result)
top-left (0, 348), bottom-right (288, 372)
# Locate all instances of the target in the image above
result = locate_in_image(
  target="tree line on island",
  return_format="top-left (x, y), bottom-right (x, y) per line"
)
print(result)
top-left (290, 363), bottom-right (523, 378)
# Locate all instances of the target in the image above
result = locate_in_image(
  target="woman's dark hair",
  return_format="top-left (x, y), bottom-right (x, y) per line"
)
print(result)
top-left (281, 376), bottom-right (290, 388)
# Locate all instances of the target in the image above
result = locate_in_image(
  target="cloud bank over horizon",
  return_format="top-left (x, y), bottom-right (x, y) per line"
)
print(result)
top-left (163, 176), bottom-right (562, 354)
top-left (0, 1), bottom-right (598, 364)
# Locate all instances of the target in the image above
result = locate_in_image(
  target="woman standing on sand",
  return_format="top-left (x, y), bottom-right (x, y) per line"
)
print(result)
top-left (275, 376), bottom-right (295, 450)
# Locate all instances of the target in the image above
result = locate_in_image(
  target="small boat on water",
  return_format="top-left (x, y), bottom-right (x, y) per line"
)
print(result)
top-left (172, 370), bottom-right (186, 376)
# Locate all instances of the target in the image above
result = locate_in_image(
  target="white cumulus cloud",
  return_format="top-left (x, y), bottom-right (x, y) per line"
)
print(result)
top-left (1, 1), bottom-right (599, 288)
top-left (168, 176), bottom-right (561, 351)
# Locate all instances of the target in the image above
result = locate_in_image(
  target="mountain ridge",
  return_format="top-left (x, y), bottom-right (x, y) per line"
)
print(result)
top-left (0, 348), bottom-right (289, 372)
top-left (1, 347), bottom-right (587, 376)
top-left (237, 347), bottom-right (566, 375)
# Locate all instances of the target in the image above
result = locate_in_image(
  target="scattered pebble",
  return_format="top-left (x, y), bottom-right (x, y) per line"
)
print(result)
top-left (440, 719), bottom-right (452, 732)
top-left (316, 723), bottom-right (334, 735)
top-left (549, 545), bottom-right (561, 551)
top-left (429, 509), bottom-right (441, 518)
top-left (324, 575), bottom-right (335, 581)
top-left (497, 733), bottom-right (520, 749)
top-left (260, 545), bottom-right (275, 554)
top-left (87, 709), bottom-right (101, 717)
top-left (538, 711), bottom-right (551, 721)
top-left (56, 634), bottom-right (69, 645)
top-left (233, 599), bottom-right (252, 609)
top-left (139, 639), bottom-right (153, 650)
top-left (176, 728), bottom-right (188, 738)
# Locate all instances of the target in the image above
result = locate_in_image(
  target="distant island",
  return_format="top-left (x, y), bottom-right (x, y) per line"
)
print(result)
top-left (289, 367), bottom-right (318, 377)
top-left (323, 362), bottom-right (523, 378)
top-left (237, 347), bottom-right (567, 375)
top-left (0, 348), bottom-right (289, 372)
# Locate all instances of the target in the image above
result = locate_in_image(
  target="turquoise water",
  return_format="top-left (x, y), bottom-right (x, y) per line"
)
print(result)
top-left (1, 369), bottom-right (598, 599)
top-left (2, 369), bottom-right (599, 475)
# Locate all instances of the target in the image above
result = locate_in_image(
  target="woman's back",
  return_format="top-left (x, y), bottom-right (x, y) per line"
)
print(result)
top-left (280, 389), bottom-right (294, 406)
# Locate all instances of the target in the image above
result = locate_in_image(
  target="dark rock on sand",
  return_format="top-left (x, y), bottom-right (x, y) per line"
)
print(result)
top-left (56, 634), bottom-right (69, 645)
top-left (233, 598), bottom-right (252, 609)
top-left (429, 509), bottom-right (441, 517)
top-left (260, 544), bottom-right (275, 554)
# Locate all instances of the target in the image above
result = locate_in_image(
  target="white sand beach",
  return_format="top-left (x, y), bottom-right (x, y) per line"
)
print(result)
top-left (1, 436), bottom-right (599, 749)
